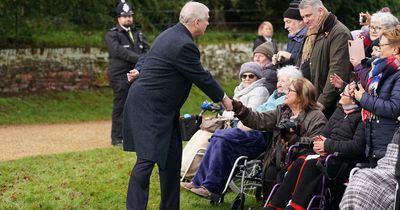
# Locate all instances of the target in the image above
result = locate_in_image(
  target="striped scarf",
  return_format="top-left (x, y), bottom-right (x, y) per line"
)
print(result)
top-left (362, 56), bottom-right (400, 121)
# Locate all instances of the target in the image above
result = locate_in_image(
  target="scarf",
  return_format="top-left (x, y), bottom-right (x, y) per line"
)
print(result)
top-left (362, 56), bottom-right (400, 121)
top-left (300, 9), bottom-right (336, 66)
top-left (288, 26), bottom-right (307, 43)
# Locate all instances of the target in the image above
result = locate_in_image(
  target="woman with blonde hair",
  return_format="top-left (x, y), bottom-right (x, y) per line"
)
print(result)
top-left (253, 21), bottom-right (278, 52)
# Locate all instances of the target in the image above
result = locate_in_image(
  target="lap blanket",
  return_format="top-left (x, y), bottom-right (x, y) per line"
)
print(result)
top-left (192, 128), bottom-right (268, 194)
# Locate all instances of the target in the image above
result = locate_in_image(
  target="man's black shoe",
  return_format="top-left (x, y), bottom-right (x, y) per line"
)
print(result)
top-left (111, 139), bottom-right (123, 146)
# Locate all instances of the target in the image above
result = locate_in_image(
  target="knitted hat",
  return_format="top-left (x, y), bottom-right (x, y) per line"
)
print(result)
top-left (239, 62), bottom-right (263, 80)
top-left (253, 43), bottom-right (274, 60)
top-left (283, 0), bottom-right (302, 21)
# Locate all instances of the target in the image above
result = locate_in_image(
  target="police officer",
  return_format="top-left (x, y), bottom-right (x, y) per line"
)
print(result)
top-left (105, 0), bottom-right (149, 145)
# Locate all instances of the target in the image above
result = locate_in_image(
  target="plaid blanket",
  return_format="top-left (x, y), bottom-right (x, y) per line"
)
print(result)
top-left (340, 143), bottom-right (398, 209)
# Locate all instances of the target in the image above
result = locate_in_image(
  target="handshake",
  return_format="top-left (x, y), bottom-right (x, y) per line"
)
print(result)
top-left (224, 98), bottom-right (249, 119)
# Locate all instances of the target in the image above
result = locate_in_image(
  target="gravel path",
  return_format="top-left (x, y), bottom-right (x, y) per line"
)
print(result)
top-left (0, 121), bottom-right (112, 161)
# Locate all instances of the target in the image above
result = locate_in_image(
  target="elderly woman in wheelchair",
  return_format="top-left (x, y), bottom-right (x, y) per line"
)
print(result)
top-left (263, 84), bottom-right (366, 210)
top-left (182, 77), bottom-right (326, 200)
top-left (180, 61), bottom-right (269, 179)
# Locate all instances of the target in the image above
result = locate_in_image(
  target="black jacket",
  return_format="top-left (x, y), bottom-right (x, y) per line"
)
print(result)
top-left (323, 106), bottom-right (365, 158)
top-left (105, 24), bottom-right (149, 80)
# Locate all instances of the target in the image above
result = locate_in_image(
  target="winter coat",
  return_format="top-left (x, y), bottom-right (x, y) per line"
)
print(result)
top-left (297, 15), bottom-right (353, 111)
top-left (234, 78), bottom-right (269, 110)
top-left (286, 27), bottom-right (307, 65)
top-left (123, 23), bottom-right (224, 168)
top-left (241, 104), bottom-right (327, 145)
top-left (261, 64), bottom-right (278, 94)
top-left (359, 57), bottom-right (400, 159)
top-left (105, 24), bottom-right (149, 80)
top-left (256, 90), bottom-right (285, 113)
top-left (323, 106), bottom-right (365, 157)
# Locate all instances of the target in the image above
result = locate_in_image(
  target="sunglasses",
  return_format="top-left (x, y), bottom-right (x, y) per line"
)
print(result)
top-left (241, 74), bottom-right (256, 79)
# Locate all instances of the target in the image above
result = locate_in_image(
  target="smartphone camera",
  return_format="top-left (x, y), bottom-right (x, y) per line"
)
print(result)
top-left (359, 15), bottom-right (367, 24)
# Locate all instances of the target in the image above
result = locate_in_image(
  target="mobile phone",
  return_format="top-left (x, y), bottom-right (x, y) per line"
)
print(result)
top-left (359, 14), bottom-right (367, 24)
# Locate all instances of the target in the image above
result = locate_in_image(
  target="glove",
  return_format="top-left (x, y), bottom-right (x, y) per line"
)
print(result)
top-left (232, 99), bottom-right (243, 113)
top-left (231, 99), bottom-right (249, 120)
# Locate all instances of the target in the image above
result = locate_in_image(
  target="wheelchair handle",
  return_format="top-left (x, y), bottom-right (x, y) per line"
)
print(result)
top-left (200, 101), bottom-right (223, 114)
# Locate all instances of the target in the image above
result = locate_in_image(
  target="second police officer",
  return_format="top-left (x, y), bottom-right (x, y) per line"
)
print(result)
top-left (105, 0), bottom-right (150, 146)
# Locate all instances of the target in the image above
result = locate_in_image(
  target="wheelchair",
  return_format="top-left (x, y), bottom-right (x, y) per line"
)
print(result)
top-left (263, 142), bottom-right (363, 210)
top-left (181, 130), bottom-right (271, 210)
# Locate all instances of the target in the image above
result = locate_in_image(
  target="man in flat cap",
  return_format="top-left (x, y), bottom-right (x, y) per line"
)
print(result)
top-left (105, 0), bottom-right (149, 146)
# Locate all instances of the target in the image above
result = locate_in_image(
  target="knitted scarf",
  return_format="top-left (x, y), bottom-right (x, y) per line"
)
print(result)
top-left (300, 8), bottom-right (329, 65)
top-left (362, 56), bottom-right (400, 121)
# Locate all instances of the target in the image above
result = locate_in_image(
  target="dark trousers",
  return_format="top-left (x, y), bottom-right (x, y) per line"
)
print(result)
top-left (267, 157), bottom-right (322, 209)
top-left (126, 133), bottom-right (182, 210)
top-left (110, 79), bottom-right (129, 142)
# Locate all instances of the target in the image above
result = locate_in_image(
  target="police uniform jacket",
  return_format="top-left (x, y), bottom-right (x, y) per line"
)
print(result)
top-left (105, 24), bottom-right (149, 80)
top-left (123, 23), bottom-right (225, 169)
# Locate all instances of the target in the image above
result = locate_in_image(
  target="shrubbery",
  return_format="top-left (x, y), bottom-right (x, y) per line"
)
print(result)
top-left (1, 0), bottom-right (399, 48)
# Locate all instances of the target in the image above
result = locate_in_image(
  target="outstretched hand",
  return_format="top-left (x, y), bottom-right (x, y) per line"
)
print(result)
top-left (329, 73), bottom-right (345, 89)
top-left (231, 99), bottom-right (243, 114)
top-left (222, 94), bottom-right (233, 111)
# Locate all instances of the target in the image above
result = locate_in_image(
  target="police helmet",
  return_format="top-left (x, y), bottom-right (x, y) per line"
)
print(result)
top-left (116, 0), bottom-right (134, 17)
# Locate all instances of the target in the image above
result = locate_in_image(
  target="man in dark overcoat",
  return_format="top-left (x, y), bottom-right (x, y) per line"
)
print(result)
top-left (122, 2), bottom-right (233, 210)
top-left (105, 1), bottom-right (149, 145)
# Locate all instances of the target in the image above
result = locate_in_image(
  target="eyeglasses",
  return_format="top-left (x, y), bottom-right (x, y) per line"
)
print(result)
top-left (288, 88), bottom-right (297, 93)
top-left (241, 74), bottom-right (256, 79)
top-left (370, 25), bottom-right (383, 32)
top-left (379, 43), bottom-right (391, 47)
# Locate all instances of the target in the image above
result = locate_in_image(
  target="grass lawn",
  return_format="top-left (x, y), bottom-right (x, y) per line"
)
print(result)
top-left (0, 147), bottom-right (261, 209)
top-left (0, 80), bottom-right (236, 126)
top-left (0, 80), bottom-right (256, 209)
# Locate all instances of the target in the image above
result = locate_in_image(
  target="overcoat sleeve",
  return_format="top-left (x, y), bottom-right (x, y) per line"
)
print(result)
top-left (174, 43), bottom-right (224, 102)
top-left (240, 108), bottom-right (279, 132)
top-left (359, 74), bottom-right (400, 118)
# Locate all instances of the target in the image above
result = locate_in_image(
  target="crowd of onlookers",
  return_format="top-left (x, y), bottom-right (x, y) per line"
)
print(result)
top-left (180, 0), bottom-right (400, 209)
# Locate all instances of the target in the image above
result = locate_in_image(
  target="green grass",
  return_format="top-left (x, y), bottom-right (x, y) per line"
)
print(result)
top-left (0, 81), bottom-right (245, 209)
top-left (0, 88), bottom-right (113, 125)
top-left (0, 147), bottom-right (261, 209)
top-left (0, 81), bottom-right (236, 125)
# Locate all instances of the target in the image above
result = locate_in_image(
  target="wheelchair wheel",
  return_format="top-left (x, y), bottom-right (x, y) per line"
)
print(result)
top-left (230, 160), bottom-right (263, 198)
top-left (230, 193), bottom-right (245, 210)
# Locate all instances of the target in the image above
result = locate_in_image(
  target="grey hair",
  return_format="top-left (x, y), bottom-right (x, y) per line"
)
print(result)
top-left (179, 1), bottom-right (209, 25)
top-left (277, 65), bottom-right (303, 80)
top-left (370, 11), bottom-right (399, 30)
top-left (299, 0), bottom-right (325, 10)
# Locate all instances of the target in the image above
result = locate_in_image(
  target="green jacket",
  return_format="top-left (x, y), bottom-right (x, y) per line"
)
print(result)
top-left (240, 104), bottom-right (327, 144)
top-left (299, 16), bottom-right (352, 110)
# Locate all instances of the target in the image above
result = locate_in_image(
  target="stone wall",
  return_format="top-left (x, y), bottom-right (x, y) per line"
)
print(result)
top-left (0, 43), bottom-right (285, 94)
top-left (0, 48), bottom-right (109, 94)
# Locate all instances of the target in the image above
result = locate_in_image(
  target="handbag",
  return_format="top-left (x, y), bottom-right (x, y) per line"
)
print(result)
top-left (199, 117), bottom-right (228, 133)
top-left (179, 115), bottom-right (202, 141)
